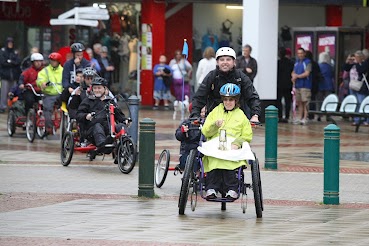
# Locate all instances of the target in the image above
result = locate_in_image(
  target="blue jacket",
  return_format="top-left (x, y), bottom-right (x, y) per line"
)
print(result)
top-left (153, 64), bottom-right (172, 91)
top-left (294, 58), bottom-right (312, 89)
top-left (319, 63), bottom-right (334, 91)
top-left (62, 58), bottom-right (90, 89)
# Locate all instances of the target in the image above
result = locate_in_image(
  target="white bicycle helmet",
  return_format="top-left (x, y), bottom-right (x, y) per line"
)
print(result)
top-left (215, 47), bottom-right (236, 60)
top-left (30, 53), bottom-right (44, 61)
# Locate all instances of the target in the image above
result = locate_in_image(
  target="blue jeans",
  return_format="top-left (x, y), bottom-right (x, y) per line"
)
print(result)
top-left (350, 89), bottom-right (369, 124)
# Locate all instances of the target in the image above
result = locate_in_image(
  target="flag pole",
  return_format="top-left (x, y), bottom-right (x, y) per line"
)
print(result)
top-left (181, 39), bottom-right (189, 121)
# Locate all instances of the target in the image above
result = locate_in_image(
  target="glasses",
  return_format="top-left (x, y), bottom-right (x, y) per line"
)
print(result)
top-left (223, 98), bottom-right (235, 102)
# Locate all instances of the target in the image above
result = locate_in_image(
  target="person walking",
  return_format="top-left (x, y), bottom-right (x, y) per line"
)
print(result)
top-left (169, 50), bottom-right (192, 101)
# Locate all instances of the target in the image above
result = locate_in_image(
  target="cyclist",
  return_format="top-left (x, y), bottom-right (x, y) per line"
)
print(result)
top-left (36, 52), bottom-right (63, 135)
top-left (18, 53), bottom-right (44, 115)
top-left (191, 47), bottom-right (261, 122)
top-left (61, 42), bottom-right (90, 111)
top-left (76, 77), bottom-right (127, 154)
top-left (201, 83), bottom-right (253, 200)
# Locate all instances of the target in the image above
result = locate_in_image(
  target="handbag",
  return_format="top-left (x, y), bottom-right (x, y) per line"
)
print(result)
top-left (349, 73), bottom-right (369, 91)
top-left (349, 79), bottom-right (363, 91)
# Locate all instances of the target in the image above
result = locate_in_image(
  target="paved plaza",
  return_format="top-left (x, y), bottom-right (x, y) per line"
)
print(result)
top-left (1, 109), bottom-right (369, 245)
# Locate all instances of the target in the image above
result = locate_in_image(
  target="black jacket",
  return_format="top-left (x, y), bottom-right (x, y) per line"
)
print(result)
top-left (191, 67), bottom-right (261, 118)
top-left (235, 55), bottom-right (258, 82)
top-left (175, 119), bottom-right (201, 155)
top-left (277, 57), bottom-right (294, 90)
top-left (0, 47), bottom-right (21, 81)
top-left (76, 95), bottom-right (126, 130)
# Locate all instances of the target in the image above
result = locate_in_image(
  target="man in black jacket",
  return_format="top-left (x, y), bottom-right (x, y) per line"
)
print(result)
top-left (191, 47), bottom-right (260, 123)
top-left (0, 37), bottom-right (21, 113)
top-left (236, 44), bottom-right (258, 82)
top-left (277, 47), bottom-right (294, 123)
top-left (77, 77), bottom-right (126, 153)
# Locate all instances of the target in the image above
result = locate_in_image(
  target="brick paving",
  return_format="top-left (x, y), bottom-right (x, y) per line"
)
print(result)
top-left (1, 109), bottom-right (369, 245)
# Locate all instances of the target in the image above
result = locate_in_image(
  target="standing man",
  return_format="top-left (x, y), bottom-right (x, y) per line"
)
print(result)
top-left (291, 48), bottom-right (312, 125)
top-left (276, 47), bottom-right (294, 123)
top-left (0, 37), bottom-right (21, 113)
top-left (236, 44), bottom-right (258, 82)
top-left (191, 47), bottom-right (260, 123)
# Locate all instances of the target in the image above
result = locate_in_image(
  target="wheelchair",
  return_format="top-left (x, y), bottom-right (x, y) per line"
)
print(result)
top-left (60, 95), bottom-right (137, 174)
top-left (177, 122), bottom-right (264, 218)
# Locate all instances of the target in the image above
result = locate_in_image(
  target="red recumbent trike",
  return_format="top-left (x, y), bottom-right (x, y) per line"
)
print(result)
top-left (60, 95), bottom-right (137, 174)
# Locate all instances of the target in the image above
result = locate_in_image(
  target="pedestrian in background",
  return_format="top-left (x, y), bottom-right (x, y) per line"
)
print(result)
top-left (169, 50), bottom-right (192, 101)
top-left (236, 44), bottom-right (258, 82)
top-left (196, 47), bottom-right (216, 91)
top-left (153, 55), bottom-right (172, 110)
top-left (0, 37), bottom-right (21, 113)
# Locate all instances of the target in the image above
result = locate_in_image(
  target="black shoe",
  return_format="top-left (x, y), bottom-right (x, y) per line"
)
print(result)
top-left (174, 164), bottom-right (184, 175)
top-left (0, 108), bottom-right (5, 114)
top-left (153, 106), bottom-right (159, 110)
top-left (89, 150), bottom-right (96, 161)
top-left (164, 105), bottom-right (170, 111)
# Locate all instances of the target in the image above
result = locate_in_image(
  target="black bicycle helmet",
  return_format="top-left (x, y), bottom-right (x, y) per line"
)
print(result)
top-left (71, 42), bottom-right (85, 53)
top-left (76, 67), bottom-right (84, 74)
top-left (91, 76), bottom-right (107, 87)
top-left (83, 67), bottom-right (97, 77)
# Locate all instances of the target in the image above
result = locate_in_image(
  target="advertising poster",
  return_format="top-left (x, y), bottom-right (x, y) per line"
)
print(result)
top-left (141, 23), bottom-right (152, 70)
top-left (295, 33), bottom-right (313, 52)
top-left (317, 33), bottom-right (336, 61)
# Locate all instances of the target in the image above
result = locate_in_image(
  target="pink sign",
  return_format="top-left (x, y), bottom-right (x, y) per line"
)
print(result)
top-left (295, 34), bottom-right (313, 52)
top-left (317, 34), bottom-right (336, 58)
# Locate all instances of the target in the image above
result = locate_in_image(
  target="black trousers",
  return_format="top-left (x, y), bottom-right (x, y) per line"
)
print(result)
top-left (87, 122), bottom-right (125, 147)
top-left (23, 89), bottom-right (39, 114)
top-left (276, 88), bottom-right (292, 119)
top-left (206, 169), bottom-right (239, 194)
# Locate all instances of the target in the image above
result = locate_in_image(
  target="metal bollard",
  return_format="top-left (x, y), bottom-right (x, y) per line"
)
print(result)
top-left (138, 118), bottom-right (155, 198)
top-left (264, 105), bottom-right (278, 169)
top-left (323, 124), bottom-right (340, 205)
top-left (128, 95), bottom-right (140, 147)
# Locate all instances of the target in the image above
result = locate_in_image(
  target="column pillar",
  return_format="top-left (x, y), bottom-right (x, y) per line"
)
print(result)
top-left (140, 0), bottom-right (166, 106)
top-left (243, 0), bottom-right (279, 122)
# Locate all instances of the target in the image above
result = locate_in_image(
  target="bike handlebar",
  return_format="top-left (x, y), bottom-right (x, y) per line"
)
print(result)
top-left (25, 83), bottom-right (43, 97)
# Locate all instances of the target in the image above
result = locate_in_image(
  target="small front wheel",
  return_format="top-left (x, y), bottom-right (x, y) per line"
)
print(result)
top-left (61, 131), bottom-right (74, 166)
top-left (155, 149), bottom-right (170, 188)
top-left (26, 109), bottom-right (36, 143)
top-left (117, 137), bottom-right (137, 174)
top-left (7, 110), bottom-right (16, 136)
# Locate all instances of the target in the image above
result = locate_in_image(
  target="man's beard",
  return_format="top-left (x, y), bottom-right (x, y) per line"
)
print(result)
top-left (94, 92), bottom-right (103, 98)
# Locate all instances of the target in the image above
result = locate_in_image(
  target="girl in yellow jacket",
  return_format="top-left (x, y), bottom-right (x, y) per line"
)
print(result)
top-left (201, 83), bottom-right (253, 200)
top-left (36, 52), bottom-right (63, 135)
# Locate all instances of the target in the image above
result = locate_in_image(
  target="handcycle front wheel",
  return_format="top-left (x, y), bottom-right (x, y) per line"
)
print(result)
top-left (251, 157), bottom-right (263, 218)
top-left (26, 109), bottom-right (36, 142)
top-left (61, 131), bottom-right (74, 166)
top-left (36, 115), bottom-right (46, 138)
top-left (7, 110), bottom-right (16, 136)
top-left (117, 137), bottom-right (137, 174)
top-left (178, 149), bottom-right (196, 215)
top-left (155, 149), bottom-right (170, 188)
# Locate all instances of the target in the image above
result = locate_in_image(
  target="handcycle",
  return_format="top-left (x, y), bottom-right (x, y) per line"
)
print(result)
top-left (25, 83), bottom-right (63, 142)
top-left (60, 94), bottom-right (137, 174)
top-left (173, 119), bottom-right (263, 218)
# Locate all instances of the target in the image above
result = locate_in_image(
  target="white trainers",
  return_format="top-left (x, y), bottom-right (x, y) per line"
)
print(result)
top-left (292, 119), bottom-right (301, 125)
top-left (300, 118), bottom-right (308, 125)
top-left (225, 190), bottom-right (238, 199)
top-left (206, 189), bottom-right (217, 199)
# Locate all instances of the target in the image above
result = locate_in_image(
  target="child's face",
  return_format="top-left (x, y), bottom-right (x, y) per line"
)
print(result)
top-left (200, 107), bottom-right (206, 118)
top-left (84, 76), bottom-right (93, 86)
top-left (223, 97), bottom-right (236, 111)
top-left (75, 73), bottom-right (83, 84)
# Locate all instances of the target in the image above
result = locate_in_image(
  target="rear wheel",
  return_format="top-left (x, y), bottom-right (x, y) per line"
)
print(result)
top-left (117, 137), bottom-right (137, 174)
top-left (7, 110), bottom-right (16, 136)
top-left (60, 112), bottom-right (68, 143)
top-left (178, 149), bottom-right (196, 215)
top-left (251, 158), bottom-right (263, 218)
top-left (155, 149), bottom-right (170, 188)
top-left (26, 109), bottom-right (36, 142)
top-left (61, 131), bottom-right (74, 166)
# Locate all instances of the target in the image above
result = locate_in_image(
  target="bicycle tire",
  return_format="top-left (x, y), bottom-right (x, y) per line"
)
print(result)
top-left (155, 149), bottom-right (170, 188)
top-left (178, 149), bottom-right (196, 215)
